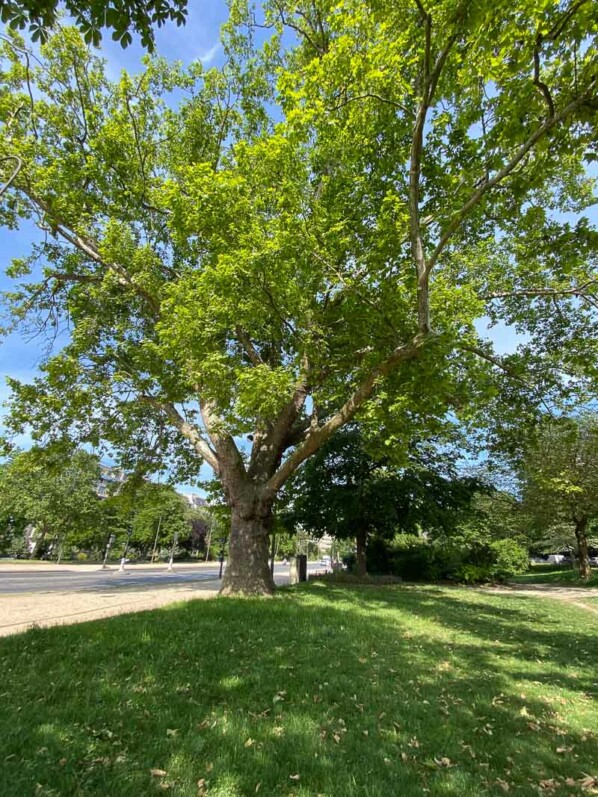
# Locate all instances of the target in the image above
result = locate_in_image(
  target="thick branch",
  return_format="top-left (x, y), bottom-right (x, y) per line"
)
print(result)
top-left (409, 4), bottom-right (463, 333)
top-left (533, 36), bottom-right (555, 119)
top-left (18, 186), bottom-right (161, 316)
top-left (483, 280), bottom-right (597, 301)
top-left (46, 271), bottom-right (102, 284)
top-left (426, 80), bottom-right (597, 273)
top-left (140, 397), bottom-right (220, 472)
top-left (248, 379), bottom-right (309, 480)
top-left (0, 155), bottom-right (23, 199)
top-left (409, 8), bottom-right (432, 333)
top-left (235, 325), bottom-right (264, 366)
top-left (264, 334), bottom-right (427, 494)
top-left (199, 397), bottom-right (247, 487)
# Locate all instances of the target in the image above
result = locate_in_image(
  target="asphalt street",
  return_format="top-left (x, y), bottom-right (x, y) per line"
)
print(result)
top-left (0, 563), bottom-right (300, 594)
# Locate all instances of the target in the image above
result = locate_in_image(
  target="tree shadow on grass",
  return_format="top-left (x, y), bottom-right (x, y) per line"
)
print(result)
top-left (0, 584), bottom-right (596, 797)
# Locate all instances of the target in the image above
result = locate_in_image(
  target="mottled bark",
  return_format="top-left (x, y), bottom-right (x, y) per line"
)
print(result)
top-left (30, 524), bottom-right (48, 559)
top-left (574, 517), bottom-right (591, 580)
top-left (220, 502), bottom-right (276, 596)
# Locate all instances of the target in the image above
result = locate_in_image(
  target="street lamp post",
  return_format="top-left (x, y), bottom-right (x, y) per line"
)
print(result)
top-left (150, 513), bottom-right (163, 564)
top-left (101, 534), bottom-right (116, 569)
top-left (167, 531), bottom-right (179, 572)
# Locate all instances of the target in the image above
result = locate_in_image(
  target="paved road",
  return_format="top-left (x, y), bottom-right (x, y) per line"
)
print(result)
top-left (0, 563), bottom-right (305, 594)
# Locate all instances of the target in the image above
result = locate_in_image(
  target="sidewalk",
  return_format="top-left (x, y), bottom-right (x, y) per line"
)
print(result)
top-left (0, 560), bottom-right (218, 573)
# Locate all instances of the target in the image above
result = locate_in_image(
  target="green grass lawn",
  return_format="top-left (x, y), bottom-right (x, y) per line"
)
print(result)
top-left (0, 584), bottom-right (596, 797)
top-left (510, 565), bottom-right (598, 587)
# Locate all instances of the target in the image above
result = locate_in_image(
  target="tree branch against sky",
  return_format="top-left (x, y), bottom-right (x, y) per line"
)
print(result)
top-left (0, 0), bottom-right (188, 49)
top-left (0, 0), bottom-right (596, 594)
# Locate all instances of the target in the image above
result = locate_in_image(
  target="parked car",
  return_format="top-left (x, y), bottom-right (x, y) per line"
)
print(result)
top-left (547, 554), bottom-right (565, 564)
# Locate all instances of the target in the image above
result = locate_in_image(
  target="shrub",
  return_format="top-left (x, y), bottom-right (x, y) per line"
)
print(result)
top-left (490, 539), bottom-right (529, 580)
top-left (367, 535), bottom-right (530, 584)
top-left (7, 534), bottom-right (29, 559)
top-left (454, 563), bottom-right (493, 584)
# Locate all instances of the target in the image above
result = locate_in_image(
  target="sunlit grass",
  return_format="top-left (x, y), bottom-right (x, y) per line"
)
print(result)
top-left (511, 566), bottom-right (598, 587)
top-left (0, 584), bottom-right (596, 796)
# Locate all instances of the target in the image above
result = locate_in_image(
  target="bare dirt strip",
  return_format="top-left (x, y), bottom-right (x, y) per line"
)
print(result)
top-left (480, 582), bottom-right (598, 616)
top-left (1, 571), bottom-right (595, 638)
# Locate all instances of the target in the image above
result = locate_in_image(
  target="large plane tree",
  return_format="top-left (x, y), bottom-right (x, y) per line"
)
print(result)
top-left (0, 0), bottom-right (596, 594)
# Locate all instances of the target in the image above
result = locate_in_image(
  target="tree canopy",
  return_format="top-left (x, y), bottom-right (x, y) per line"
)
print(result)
top-left (0, 0), bottom-right (187, 49)
top-left (280, 426), bottom-right (482, 574)
top-left (522, 412), bottom-right (598, 579)
top-left (0, 0), bottom-right (596, 593)
top-left (0, 447), bottom-right (102, 557)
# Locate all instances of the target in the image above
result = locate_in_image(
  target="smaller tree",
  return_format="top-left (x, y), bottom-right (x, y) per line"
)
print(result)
top-left (109, 481), bottom-right (190, 560)
top-left (280, 427), bottom-right (481, 576)
top-left (522, 413), bottom-right (598, 580)
top-left (0, 447), bottom-right (102, 559)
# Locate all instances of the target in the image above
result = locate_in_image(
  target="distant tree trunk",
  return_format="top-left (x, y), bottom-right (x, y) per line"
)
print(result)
top-left (220, 499), bottom-right (276, 596)
top-left (355, 528), bottom-right (367, 577)
top-left (574, 517), bottom-right (591, 580)
top-left (30, 524), bottom-right (48, 559)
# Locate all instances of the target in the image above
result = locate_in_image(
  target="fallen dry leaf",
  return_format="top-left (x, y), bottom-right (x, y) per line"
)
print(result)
top-left (538, 778), bottom-right (558, 791)
top-left (150, 769), bottom-right (168, 777)
top-left (289, 774), bottom-right (300, 781)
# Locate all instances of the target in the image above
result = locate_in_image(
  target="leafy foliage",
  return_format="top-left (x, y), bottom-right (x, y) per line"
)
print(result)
top-left (522, 412), bottom-right (598, 578)
top-left (0, 0), bottom-right (187, 49)
top-left (0, 446), bottom-right (102, 557)
top-left (280, 426), bottom-right (482, 574)
top-left (0, 0), bottom-right (596, 590)
top-left (367, 533), bottom-right (529, 583)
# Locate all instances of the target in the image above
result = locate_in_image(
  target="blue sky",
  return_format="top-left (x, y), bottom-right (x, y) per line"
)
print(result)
top-left (0, 6), bottom-right (594, 492)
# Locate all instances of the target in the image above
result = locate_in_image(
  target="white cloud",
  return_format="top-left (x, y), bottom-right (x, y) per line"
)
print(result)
top-left (198, 42), bottom-right (221, 65)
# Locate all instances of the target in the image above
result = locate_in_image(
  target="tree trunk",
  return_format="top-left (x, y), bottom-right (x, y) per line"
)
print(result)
top-left (574, 517), bottom-right (591, 580)
top-left (220, 504), bottom-right (276, 596)
top-left (355, 528), bottom-right (367, 577)
top-left (30, 524), bottom-right (47, 559)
